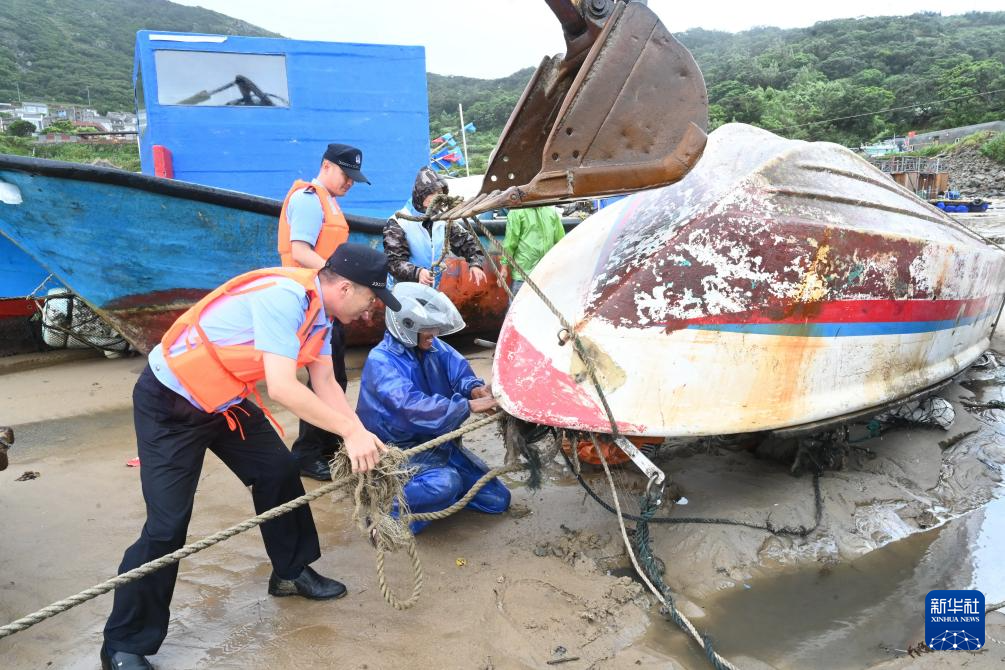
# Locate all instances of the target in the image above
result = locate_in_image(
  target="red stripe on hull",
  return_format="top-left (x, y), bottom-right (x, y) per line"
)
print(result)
top-left (0, 299), bottom-right (36, 318)
top-left (660, 297), bottom-right (994, 328)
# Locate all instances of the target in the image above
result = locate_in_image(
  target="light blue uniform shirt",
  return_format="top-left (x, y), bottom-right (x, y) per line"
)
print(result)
top-left (148, 276), bottom-right (332, 411)
top-left (286, 179), bottom-right (341, 247)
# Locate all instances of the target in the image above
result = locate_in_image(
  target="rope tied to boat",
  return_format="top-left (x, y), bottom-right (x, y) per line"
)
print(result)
top-left (396, 194), bottom-right (472, 288)
top-left (635, 482), bottom-right (733, 670)
top-left (439, 208), bottom-right (743, 670)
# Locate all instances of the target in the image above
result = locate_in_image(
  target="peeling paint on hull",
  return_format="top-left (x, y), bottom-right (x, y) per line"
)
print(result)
top-left (494, 124), bottom-right (1005, 437)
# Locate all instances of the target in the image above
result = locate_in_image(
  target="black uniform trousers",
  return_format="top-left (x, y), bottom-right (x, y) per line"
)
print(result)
top-left (291, 320), bottom-right (348, 466)
top-left (103, 365), bottom-right (321, 656)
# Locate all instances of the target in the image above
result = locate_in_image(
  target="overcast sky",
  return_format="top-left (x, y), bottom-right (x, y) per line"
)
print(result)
top-left (172, 0), bottom-right (1004, 79)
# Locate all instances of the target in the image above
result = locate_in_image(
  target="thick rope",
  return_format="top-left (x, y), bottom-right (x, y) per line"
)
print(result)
top-left (0, 414), bottom-right (503, 639)
top-left (590, 435), bottom-right (739, 670)
top-left (406, 462), bottom-right (525, 522)
top-left (0, 481), bottom-right (346, 640)
top-left (375, 539), bottom-right (424, 611)
top-left (329, 413), bottom-right (508, 610)
top-left (366, 459), bottom-right (525, 610)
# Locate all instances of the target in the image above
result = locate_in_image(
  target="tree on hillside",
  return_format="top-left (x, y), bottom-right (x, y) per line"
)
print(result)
top-left (935, 58), bottom-right (1005, 127)
top-left (6, 119), bottom-right (36, 137)
top-left (45, 119), bottom-right (77, 134)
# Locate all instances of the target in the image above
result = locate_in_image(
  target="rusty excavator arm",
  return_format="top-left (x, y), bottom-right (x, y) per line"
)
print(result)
top-left (444, 0), bottom-right (709, 219)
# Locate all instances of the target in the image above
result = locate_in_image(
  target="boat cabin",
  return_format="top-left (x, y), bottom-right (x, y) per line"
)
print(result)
top-left (132, 31), bottom-right (429, 218)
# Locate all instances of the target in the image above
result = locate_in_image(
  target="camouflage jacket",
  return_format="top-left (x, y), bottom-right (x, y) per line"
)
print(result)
top-left (384, 211), bottom-right (486, 283)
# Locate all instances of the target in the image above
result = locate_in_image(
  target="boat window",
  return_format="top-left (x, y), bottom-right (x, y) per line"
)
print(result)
top-left (153, 51), bottom-right (290, 107)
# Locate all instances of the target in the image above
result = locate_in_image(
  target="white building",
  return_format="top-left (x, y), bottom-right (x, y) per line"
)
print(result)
top-left (15, 101), bottom-right (49, 130)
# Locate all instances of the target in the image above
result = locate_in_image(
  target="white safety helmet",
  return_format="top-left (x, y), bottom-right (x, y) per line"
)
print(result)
top-left (385, 282), bottom-right (466, 347)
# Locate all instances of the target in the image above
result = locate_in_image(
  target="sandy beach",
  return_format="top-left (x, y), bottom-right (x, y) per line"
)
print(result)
top-left (2, 327), bottom-right (1005, 669)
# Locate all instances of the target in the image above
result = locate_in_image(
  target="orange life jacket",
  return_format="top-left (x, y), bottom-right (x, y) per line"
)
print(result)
top-left (277, 180), bottom-right (350, 267)
top-left (161, 268), bottom-right (330, 422)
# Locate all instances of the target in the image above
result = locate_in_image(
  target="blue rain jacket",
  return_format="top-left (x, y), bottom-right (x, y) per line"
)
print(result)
top-left (357, 332), bottom-right (484, 467)
top-left (357, 331), bottom-right (509, 533)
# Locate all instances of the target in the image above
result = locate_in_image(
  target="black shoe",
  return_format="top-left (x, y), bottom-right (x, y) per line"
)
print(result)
top-left (268, 565), bottom-right (347, 600)
top-left (101, 643), bottom-right (154, 670)
top-left (299, 457), bottom-right (332, 481)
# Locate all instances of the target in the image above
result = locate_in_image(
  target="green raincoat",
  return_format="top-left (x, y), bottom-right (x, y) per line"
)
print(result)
top-left (501, 206), bottom-right (566, 280)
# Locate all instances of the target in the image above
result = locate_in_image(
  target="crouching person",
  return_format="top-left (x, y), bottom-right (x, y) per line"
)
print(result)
top-left (356, 283), bottom-right (510, 534)
top-left (101, 244), bottom-right (400, 670)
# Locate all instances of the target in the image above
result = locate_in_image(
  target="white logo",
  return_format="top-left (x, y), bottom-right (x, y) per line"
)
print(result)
top-left (355, 154), bottom-right (361, 165)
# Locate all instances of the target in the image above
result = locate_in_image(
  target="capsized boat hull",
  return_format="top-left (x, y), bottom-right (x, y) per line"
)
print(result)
top-left (494, 124), bottom-right (1005, 437)
top-left (0, 154), bottom-right (509, 353)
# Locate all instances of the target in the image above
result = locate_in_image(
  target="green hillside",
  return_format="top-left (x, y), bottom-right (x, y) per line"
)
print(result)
top-left (681, 11), bottom-right (1005, 144)
top-left (429, 11), bottom-right (1005, 170)
top-left (3, 2), bottom-right (1004, 173)
top-left (0, 0), bottom-right (278, 111)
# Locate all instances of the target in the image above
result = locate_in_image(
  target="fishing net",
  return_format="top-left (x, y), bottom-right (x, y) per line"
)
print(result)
top-left (875, 396), bottom-right (956, 430)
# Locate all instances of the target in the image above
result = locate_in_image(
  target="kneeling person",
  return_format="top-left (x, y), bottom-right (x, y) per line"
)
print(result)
top-left (356, 283), bottom-right (509, 534)
top-left (101, 244), bottom-right (400, 670)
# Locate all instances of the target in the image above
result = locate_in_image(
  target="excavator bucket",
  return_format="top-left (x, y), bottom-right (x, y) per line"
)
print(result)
top-left (444, 0), bottom-right (708, 219)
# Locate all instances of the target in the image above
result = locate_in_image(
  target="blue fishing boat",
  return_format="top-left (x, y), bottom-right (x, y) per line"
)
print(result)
top-left (0, 7), bottom-right (694, 354)
top-left (0, 153), bottom-right (511, 352)
top-left (0, 30), bottom-right (516, 351)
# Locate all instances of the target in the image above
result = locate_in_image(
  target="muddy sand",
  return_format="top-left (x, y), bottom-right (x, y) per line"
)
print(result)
top-left (2, 335), bottom-right (1004, 669)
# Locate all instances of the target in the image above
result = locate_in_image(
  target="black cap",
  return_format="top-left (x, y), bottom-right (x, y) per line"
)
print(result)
top-left (324, 243), bottom-right (400, 311)
top-left (323, 143), bottom-right (370, 185)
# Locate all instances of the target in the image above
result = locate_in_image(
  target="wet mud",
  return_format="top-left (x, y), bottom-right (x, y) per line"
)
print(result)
top-left (2, 328), bottom-right (1005, 668)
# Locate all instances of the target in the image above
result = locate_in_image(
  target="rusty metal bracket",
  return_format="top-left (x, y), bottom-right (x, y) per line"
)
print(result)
top-left (614, 435), bottom-right (665, 485)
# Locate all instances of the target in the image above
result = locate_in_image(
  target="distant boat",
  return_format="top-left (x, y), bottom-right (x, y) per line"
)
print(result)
top-left (495, 124), bottom-right (1005, 437)
top-left (0, 154), bottom-right (511, 352)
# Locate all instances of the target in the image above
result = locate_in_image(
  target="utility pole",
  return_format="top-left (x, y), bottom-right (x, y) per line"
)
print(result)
top-left (86, 86), bottom-right (91, 107)
top-left (15, 81), bottom-right (21, 102)
top-left (458, 103), bottom-right (470, 177)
